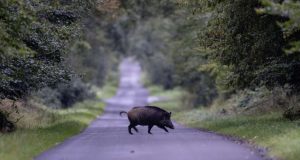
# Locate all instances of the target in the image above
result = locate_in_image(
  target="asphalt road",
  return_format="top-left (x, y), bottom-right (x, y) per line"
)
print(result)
top-left (35, 58), bottom-right (263, 160)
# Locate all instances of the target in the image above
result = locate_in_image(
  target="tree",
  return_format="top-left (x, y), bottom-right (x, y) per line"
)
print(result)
top-left (259, 0), bottom-right (300, 119)
top-left (197, 0), bottom-right (293, 91)
top-left (95, 0), bottom-right (178, 89)
top-left (0, 0), bottom-right (94, 100)
top-left (171, 1), bottom-right (218, 106)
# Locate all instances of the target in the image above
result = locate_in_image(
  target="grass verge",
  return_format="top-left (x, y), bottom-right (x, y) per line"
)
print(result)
top-left (0, 77), bottom-right (117, 160)
top-left (95, 82), bottom-right (118, 100)
top-left (0, 100), bottom-right (105, 160)
top-left (175, 111), bottom-right (300, 160)
top-left (149, 85), bottom-right (300, 160)
top-left (147, 85), bottom-right (185, 112)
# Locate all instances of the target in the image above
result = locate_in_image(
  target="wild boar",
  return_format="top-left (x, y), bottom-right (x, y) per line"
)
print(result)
top-left (120, 106), bottom-right (174, 134)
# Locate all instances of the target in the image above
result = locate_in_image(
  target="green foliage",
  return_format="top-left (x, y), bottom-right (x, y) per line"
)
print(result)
top-left (98, 0), bottom-right (179, 89)
top-left (0, 0), bottom-right (94, 100)
top-left (116, 0), bottom-right (218, 104)
top-left (259, 0), bottom-right (300, 55)
top-left (0, 57), bottom-right (71, 100)
top-left (0, 100), bottom-right (104, 159)
top-left (0, 111), bottom-right (14, 133)
top-left (171, 2), bottom-right (218, 106)
top-left (121, 0), bottom-right (176, 20)
top-left (175, 110), bottom-right (300, 160)
top-left (65, 0), bottom-right (123, 87)
top-left (173, 53), bottom-right (218, 106)
top-left (33, 79), bottom-right (95, 108)
top-left (66, 24), bottom-right (116, 87)
top-left (257, 1), bottom-right (300, 91)
top-left (128, 17), bottom-right (176, 89)
top-left (149, 85), bottom-right (188, 112)
top-left (198, 0), bottom-right (284, 90)
top-left (183, 0), bottom-right (300, 93)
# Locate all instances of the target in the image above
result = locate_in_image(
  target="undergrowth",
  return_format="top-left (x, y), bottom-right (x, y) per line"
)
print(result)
top-left (150, 85), bottom-right (300, 160)
top-left (0, 84), bottom-right (116, 160)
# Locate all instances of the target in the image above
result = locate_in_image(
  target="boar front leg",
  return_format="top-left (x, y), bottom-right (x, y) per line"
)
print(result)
top-left (162, 126), bottom-right (169, 132)
top-left (157, 125), bottom-right (168, 133)
top-left (133, 126), bottom-right (138, 133)
top-left (148, 125), bottom-right (153, 134)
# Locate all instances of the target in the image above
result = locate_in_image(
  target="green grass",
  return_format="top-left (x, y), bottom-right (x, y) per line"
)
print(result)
top-left (148, 85), bottom-right (183, 99)
top-left (0, 74), bottom-right (117, 160)
top-left (149, 85), bottom-right (300, 160)
top-left (95, 82), bottom-right (117, 100)
top-left (175, 111), bottom-right (300, 160)
top-left (148, 85), bottom-right (185, 112)
top-left (0, 100), bottom-right (105, 160)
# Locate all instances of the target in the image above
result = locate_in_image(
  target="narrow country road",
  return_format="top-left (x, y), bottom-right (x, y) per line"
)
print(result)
top-left (35, 58), bottom-right (263, 160)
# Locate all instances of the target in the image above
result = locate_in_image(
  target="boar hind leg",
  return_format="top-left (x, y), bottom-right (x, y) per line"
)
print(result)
top-left (148, 125), bottom-right (153, 134)
top-left (133, 126), bottom-right (138, 133)
top-left (128, 124), bottom-right (133, 135)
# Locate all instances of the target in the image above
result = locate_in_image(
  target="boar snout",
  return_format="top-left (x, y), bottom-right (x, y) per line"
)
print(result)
top-left (165, 120), bottom-right (174, 129)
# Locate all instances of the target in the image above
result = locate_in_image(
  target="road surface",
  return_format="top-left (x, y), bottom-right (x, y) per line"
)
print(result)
top-left (35, 58), bottom-right (264, 160)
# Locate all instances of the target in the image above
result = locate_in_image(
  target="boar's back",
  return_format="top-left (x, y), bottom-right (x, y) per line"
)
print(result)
top-left (128, 106), bottom-right (168, 125)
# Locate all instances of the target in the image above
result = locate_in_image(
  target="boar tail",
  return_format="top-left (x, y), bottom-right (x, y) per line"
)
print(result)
top-left (120, 111), bottom-right (128, 116)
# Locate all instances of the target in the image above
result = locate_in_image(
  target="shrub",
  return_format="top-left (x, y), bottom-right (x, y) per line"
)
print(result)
top-left (0, 111), bottom-right (15, 133)
top-left (33, 79), bottom-right (95, 109)
top-left (213, 86), bottom-right (300, 119)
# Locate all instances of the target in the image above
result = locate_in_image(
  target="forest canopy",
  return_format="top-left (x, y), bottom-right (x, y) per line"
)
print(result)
top-left (1, 0), bottom-right (300, 133)
top-left (0, 0), bottom-right (93, 100)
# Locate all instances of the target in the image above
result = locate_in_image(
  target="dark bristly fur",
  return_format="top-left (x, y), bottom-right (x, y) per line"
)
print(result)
top-left (120, 106), bottom-right (174, 134)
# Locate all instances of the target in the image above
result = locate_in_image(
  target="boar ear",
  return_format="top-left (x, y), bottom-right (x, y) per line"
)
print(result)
top-left (169, 112), bottom-right (172, 116)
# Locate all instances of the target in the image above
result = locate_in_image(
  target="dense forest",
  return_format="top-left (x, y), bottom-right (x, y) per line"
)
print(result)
top-left (1, 0), bottom-right (300, 159)
top-left (1, 0), bottom-right (300, 131)
top-left (110, 0), bottom-right (300, 118)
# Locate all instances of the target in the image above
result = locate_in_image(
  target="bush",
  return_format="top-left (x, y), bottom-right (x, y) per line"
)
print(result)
top-left (0, 0), bottom-right (93, 101)
top-left (33, 79), bottom-right (95, 109)
top-left (0, 111), bottom-right (15, 133)
top-left (283, 95), bottom-right (300, 121)
top-left (212, 86), bottom-right (300, 118)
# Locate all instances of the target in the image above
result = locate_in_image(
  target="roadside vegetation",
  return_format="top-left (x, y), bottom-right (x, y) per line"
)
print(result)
top-left (179, 113), bottom-right (300, 160)
top-left (0, 84), bottom-right (116, 160)
top-left (0, 1), bottom-right (119, 159)
top-left (0, 0), bottom-right (120, 131)
top-left (0, 100), bottom-right (105, 160)
top-left (143, 1), bottom-right (300, 159)
top-left (1, 0), bottom-right (300, 160)
top-left (149, 85), bottom-right (300, 160)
